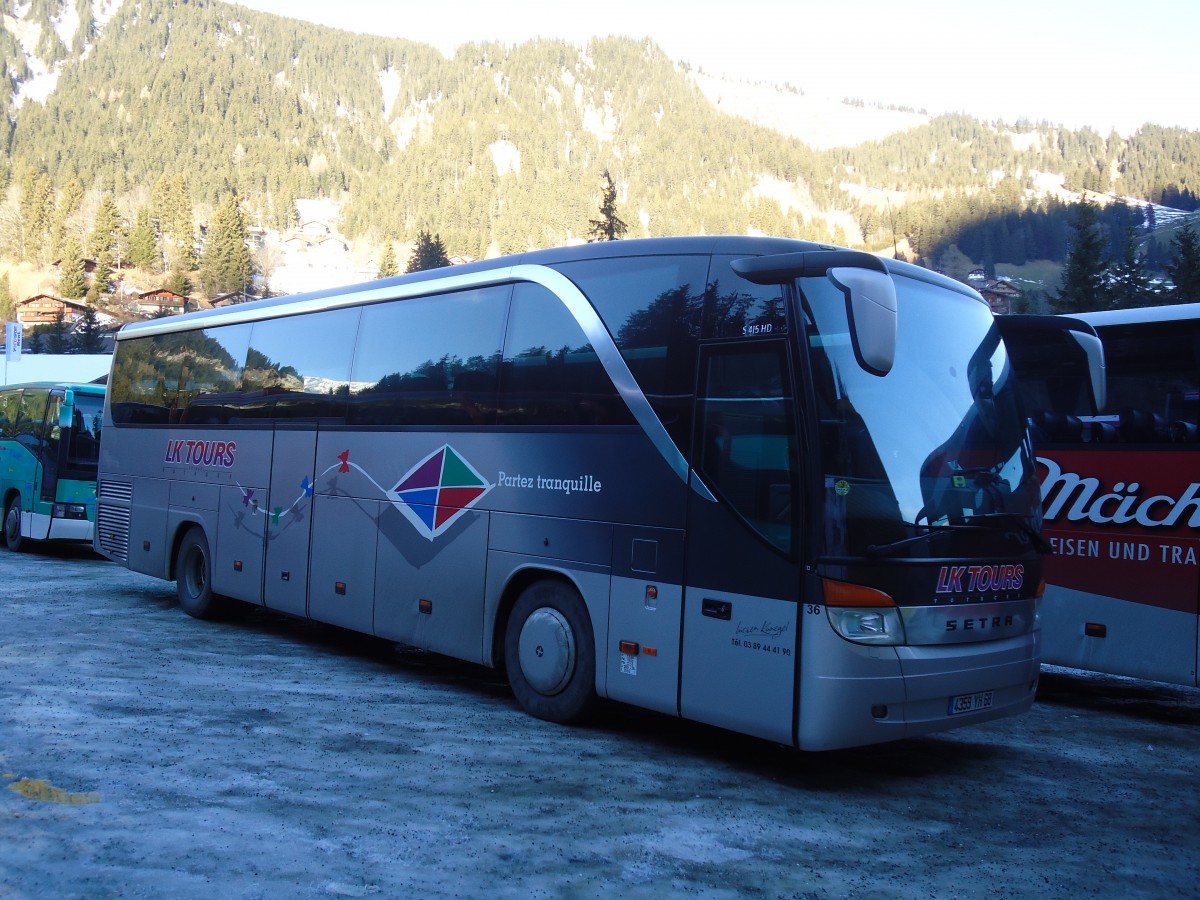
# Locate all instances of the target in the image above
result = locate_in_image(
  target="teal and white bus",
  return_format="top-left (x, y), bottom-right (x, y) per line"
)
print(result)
top-left (95, 236), bottom-right (1050, 750)
top-left (1, 381), bottom-right (105, 551)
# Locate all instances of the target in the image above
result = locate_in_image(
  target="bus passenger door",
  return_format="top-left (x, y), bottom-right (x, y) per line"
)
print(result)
top-left (679, 340), bottom-right (802, 746)
top-left (39, 391), bottom-right (64, 504)
top-left (263, 424), bottom-right (318, 618)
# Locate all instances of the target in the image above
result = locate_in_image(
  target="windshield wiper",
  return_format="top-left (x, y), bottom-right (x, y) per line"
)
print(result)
top-left (865, 524), bottom-right (986, 558)
top-left (960, 513), bottom-right (1053, 554)
top-left (866, 514), bottom-right (1050, 558)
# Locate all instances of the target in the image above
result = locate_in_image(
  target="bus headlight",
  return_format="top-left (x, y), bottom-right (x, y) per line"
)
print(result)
top-left (821, 577), bottom-right (907, 645)
top-left (827, 606), bottom-right (906, 645)
top-left (52, 503), bottom-right (88, 520)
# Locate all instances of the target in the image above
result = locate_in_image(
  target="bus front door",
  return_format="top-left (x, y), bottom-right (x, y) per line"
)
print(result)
top-left (38, 392), bottom-right (64, 506)
top-left (263, 424), bottom-right (318, 618)
top-left (679, 340), bottom-right (801, 746)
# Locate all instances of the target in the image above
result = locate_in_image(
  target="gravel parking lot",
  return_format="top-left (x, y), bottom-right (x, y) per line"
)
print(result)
top-left (2, 543), bottom-right (1199, 898)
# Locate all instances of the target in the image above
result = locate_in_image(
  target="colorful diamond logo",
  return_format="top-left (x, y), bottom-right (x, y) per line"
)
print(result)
top-left (387, 445), bottom-right (493, 540)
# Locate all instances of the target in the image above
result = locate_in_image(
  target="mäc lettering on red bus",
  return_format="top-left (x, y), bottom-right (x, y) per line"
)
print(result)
top-left (1038, 457), bottom-right (1200, 529)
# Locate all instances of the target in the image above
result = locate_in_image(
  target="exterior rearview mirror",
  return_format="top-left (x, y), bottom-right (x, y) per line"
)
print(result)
top-left (828, 267), bottom-right (898, 376)
top-left (59, 388), bottom-right (75, 428)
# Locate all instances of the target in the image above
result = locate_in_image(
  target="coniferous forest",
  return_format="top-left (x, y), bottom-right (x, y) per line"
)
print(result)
top-left (2, 0), bottom-right (1199, 317)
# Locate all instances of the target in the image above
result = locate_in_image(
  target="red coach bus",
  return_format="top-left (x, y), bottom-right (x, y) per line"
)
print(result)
top-left (1006, 304), bottom-right (1199, 686)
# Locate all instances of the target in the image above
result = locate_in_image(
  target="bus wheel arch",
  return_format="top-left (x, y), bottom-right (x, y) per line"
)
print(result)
top-left (2, 491), bottom-right (24, 552)
top-left (502, 575), bottom-right (597, 724)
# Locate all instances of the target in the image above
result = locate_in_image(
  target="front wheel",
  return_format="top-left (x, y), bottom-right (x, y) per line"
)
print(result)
top-left (174, 527), bottom-right (229, 619)
top-left (3, 495), bottom-right (25, 552)
top-left (504, 580), bottom-right (597, 724)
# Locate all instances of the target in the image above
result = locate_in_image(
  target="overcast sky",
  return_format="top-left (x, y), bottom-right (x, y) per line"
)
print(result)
top-left (231, 0), bottom-right (1198, 134)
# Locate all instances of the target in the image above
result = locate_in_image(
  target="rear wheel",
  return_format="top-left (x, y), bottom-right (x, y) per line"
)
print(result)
top-left (175, 528), bottom-right (229, 619)
top-left (504, 580), bottom-right (597, 724)
top-left (3, 494), bottom-right (25, 552)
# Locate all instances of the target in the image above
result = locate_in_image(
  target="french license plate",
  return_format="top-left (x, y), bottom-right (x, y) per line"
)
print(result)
top-left (948, 690), bottom-right (994, 715)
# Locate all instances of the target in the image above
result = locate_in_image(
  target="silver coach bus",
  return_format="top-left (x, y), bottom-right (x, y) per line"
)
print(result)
top-left (95, 236), bottom-right (1047, 750)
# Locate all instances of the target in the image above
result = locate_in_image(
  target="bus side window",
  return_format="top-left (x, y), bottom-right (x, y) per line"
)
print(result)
top-left (351, 287), bottom-right (508, 427)
top-left (0, 389), bottom-right (18, 439)
top-left (498, 282), bottom-right (633, 427)
top-left (241, 310), bottom-right (357, 421)
top-left (15, 389), bottom-right (49, 454)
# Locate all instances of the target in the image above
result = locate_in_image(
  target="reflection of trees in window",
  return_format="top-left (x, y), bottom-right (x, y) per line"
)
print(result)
top-left (110, 337), bottom-right (163, 422)
top-left (498, 281), bottom-right (630, 427)
top-left (111, 327), bottom-right (250, 424)
top-left (704, 278), bottom-right (788, 339)
top-left (350, 286), bottom-right (508, 426)
top-left (610, 282), bottom-right (701, 449)
top-left (350, 352), bottom-right (500, 426)
top-left (242, 346), bottom-right (302, 393)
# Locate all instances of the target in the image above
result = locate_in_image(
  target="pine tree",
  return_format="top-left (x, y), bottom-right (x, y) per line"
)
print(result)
top-left (199, 193), bottom-right (252, 297)
top-left (154, 175), bottom-right (197, 272)
top-left (587, 169), bottom-right (628, 242)
top-left (1052, 201), bottom-right (1108, 313)
top-left (406, 230), bottom-right (450, 272)
top-left (19, 169), bottom-right (55, 264)
top-left (0, 272), bottom-right (13, 322)
top-left (59, 239), bottom-right (89, 300)
top-left (1106, 227), bottom-right (1159, 309)
top-left (93, 249), bottom-right (114, 299)
top-left (128, 207), bottom-right (161, 272)
top-left (75, 305), bottom-right (104, 353)
top-left (1166, 223), bottom-right (1200, 303)
top-left (47, 313), bottom-right (69, 354)
top-left (164, 269), bottom-right (192, 298)
top-left (90, 195), bottom-right (124, 259)
top-left (378, 243), bottom-right (398, 278)
top-left (51, 177), bottom-right (85, 263)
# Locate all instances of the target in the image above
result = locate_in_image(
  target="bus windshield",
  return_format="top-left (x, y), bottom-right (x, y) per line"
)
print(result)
top-left (801, 273), bottom-right (1041, 558)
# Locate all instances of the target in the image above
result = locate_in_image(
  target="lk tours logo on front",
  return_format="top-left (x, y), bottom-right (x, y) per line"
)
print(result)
top-left (387, 445), bottom-right (493, 540)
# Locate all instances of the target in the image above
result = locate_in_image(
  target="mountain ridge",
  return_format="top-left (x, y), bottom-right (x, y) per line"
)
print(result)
top-left (2, 0), bottom-right (1198, 278)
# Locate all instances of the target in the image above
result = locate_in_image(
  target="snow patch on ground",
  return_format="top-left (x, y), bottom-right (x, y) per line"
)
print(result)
top-left (379, 66), bottom-right (401, 120)
top-left (751, 174), bottom-right (810, 217)
top-left (490, 140), bottom-right (520, 176)
top-left (692, 72), bottom-right (928, 150)
top-left (582, 98), bottom-right (617, 143)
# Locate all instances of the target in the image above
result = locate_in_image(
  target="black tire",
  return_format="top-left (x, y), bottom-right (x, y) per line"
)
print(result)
top-left (3, 494), bottom-right (25, 552)
top-left (504, 580), bottom-right (597, 724)
top-left (174, 527), bottom-right (228, 619)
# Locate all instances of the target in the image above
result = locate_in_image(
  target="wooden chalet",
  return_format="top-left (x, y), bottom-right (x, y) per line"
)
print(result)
top-left (136, 289), bottom-right (190, 316)
top-left (15, 294), bottom-right (92, 329)
top-left (980, 279), bottom-right (1023, 314)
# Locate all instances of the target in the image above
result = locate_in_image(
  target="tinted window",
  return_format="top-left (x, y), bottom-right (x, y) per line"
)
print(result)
top-left (14, 388), bottom-right (49, 451)
top-left (111, 326), bottom-right (251, 425)
top-left (554, 255), bottom-right (705, 447)
top-left (498, 282), bottom-right (633, 427)
top-left (177, 325), bottom-right (252, 424)
top-left (350, 287), bottom-right (508, 427)
top-left (67, 392), bottom-right (103, 470)
top-left (110, 334), bottom-right (182, 424)
top-left (0, 390), bottom-right (19, 439)
top-left (705, 256), bottom-right (788, 339)
top-left (240, 309), bottom-right (359, 421)
top-left (696, 342), bottom-right (797, 555)
top-left (1100, 321), bottom-right (1200, 443)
